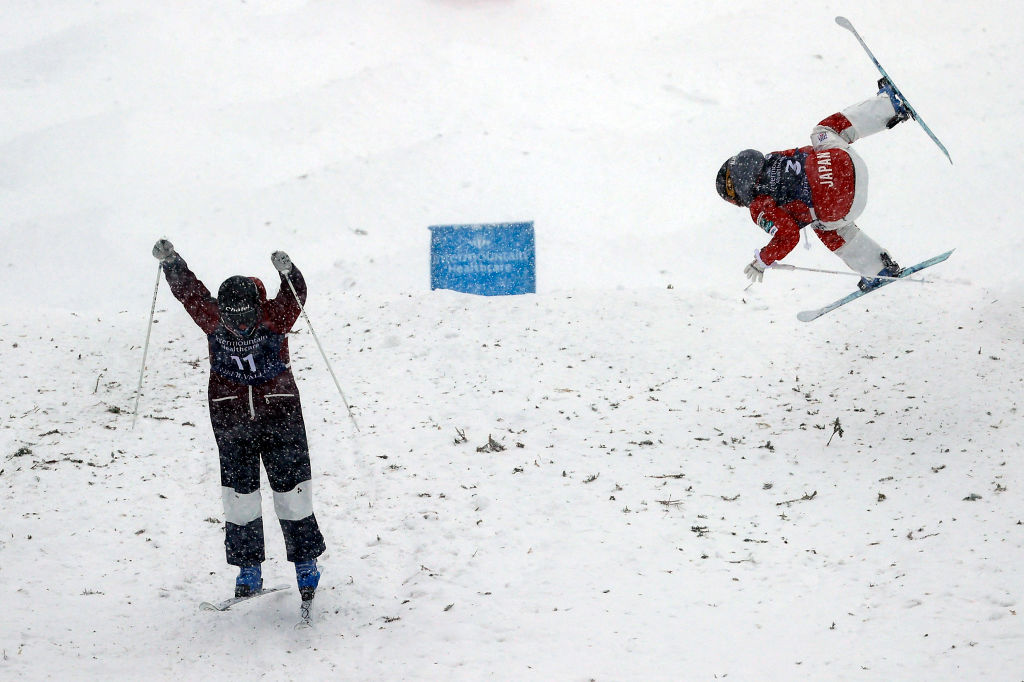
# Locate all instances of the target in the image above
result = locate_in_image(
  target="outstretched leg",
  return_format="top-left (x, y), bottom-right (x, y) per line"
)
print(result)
top-left (814, 222), bottom-right (898, 281)
top-left (813, 88), bottom-right (908, 149)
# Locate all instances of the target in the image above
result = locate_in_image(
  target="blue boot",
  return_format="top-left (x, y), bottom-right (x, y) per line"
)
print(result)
top-left (858, 252), bottom-right (902, 292)
top-left (877, 77), bottom-right (911, 128)
top-left (295, 559), bottom-right (320, 601)
top-left (235, 565), bottom-right (263, 598)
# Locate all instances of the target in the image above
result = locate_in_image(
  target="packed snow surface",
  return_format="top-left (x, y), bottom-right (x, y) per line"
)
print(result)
top-left (2, 1), bottom-right (1023, 680)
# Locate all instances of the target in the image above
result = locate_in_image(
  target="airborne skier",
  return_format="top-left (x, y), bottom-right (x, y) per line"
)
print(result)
top-left (151, 239), bottom-right (325, 607)
top-left (716, 80), bottom-right (912, 292)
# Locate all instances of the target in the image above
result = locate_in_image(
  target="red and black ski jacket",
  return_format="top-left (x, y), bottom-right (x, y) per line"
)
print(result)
top-left (161, 254), bottom-right (307, 425)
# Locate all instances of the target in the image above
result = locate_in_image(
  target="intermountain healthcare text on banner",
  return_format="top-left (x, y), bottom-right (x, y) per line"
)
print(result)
top-left (429, 222), bottom-right (536, 296)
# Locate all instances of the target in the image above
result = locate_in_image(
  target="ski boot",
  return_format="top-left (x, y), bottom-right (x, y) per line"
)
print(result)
top-left (295, 559), bottom-right (321, 602)
top-left (877, 77), bottom-right (911, 128)
top-left (858, 252), bottom-right (903, 292)
top-left (235, 565), bottom-right (263, 598)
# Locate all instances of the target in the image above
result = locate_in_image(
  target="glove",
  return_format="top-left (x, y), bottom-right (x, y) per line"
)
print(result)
top-left (744, 259), bottom-right (766, 283)
top-left (271, 251), bottom-right (293, 275)
top-left (152, 239), bottom-right (175, 262)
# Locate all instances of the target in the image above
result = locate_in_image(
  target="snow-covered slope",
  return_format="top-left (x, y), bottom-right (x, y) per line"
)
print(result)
top-left (2, 2), bottom-right (1023, 680)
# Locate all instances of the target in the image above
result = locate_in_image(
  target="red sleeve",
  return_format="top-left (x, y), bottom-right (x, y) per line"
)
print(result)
top-left (264, 265), bottom-right (306, 334)
top-left (748, 196), bottom-right (802, 266)
top-left (160, 255), bottom-right (220, 334)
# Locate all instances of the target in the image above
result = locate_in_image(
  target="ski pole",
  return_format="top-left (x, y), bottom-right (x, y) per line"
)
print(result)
top-left (771, 263), bottom-right (929, 283)
top-left (282, 272), bottom-right (360, 433)
top-left (132, 263), bottom-right (162, 429)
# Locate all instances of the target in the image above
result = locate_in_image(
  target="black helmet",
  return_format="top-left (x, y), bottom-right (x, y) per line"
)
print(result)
top-left (217, 276), bottom-right (262, 337)
top-left (716, 149), bottom-right (765, 207)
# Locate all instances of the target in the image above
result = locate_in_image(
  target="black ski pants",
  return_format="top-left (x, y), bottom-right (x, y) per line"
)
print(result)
top-left (212, 412), bottom-right (326, 567)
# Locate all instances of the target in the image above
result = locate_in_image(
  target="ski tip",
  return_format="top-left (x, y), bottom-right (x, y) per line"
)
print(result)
top-left (796, 310), bottom-right (819, 323)
top-left (835, 16), bottom-right (852, 29)
top-left (932, 137), bottom-right (953, 164)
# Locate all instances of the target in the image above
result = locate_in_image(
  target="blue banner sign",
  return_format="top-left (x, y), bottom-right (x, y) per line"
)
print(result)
top-left (429, 222), bottom-right (536, 296)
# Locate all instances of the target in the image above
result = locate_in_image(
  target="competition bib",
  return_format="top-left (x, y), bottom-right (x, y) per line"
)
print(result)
top-left (759, 151), bottom-right (814, 207)
top-left (208, 326), bottom-right (287, 385)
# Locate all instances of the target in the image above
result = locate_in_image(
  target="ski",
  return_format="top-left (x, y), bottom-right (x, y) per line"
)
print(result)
top-left (199, 584), bottom-right (290, 612)
top-left (295, 597), bottom-right (315, 629)
top-left (836, 16), bottom-right (952, 164)
top-left (797, 250), bottom-right (953, 322)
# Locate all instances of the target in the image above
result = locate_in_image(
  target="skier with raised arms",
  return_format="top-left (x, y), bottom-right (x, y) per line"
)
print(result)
top-left (716, 80), bottom-right (912, 291)
top-left (151, 239), bottom-right (325, 606)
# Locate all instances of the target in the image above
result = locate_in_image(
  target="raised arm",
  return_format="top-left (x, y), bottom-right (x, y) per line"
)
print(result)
top-left (152, 239), bottom-right (220, 334)
top-left (264, 250), bottom-right (306, 333)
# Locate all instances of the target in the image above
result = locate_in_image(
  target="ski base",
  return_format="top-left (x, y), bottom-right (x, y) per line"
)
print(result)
top-left (199, 584), bottom-right (290, 612)
top-left (797, 250), bottom-right (953, 322)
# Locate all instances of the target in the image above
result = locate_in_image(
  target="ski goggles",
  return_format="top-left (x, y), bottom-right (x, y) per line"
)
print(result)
top-left (716, 163), bottom-right (741, 206)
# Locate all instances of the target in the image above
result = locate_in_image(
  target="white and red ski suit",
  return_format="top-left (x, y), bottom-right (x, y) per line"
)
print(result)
top-left (748, 94), bottom-right (901, 275)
